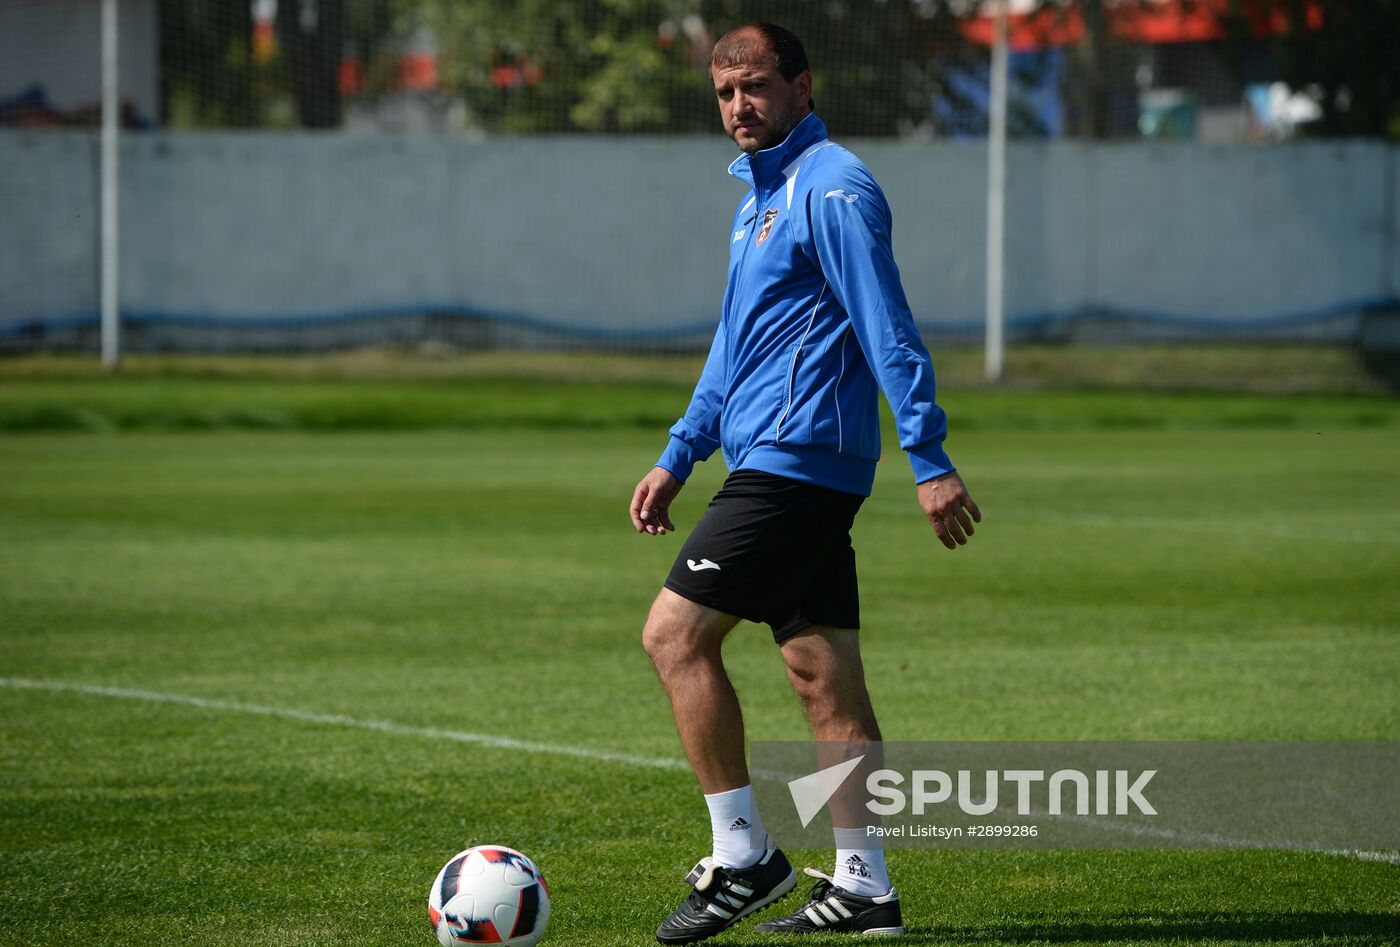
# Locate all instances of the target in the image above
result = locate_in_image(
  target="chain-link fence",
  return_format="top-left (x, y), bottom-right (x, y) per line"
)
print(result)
top-left (2, 0), bottom-right (1397, 390)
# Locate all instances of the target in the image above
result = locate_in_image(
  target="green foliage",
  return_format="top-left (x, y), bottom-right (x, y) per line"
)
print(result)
top-left (154, 0), bottom-right (1399, 138)
top-left (160, 0), bottom-right (985, 135)
top-left (159, 0), bottom-right (257, 128)
top-left (400, 0), bottom-right (715, 132)
top-left (569, 30), bottom-right (673, 131)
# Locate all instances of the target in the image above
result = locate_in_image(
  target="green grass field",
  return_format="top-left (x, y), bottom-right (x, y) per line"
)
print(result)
top-left (1, 361), bottom-right (1397, 945)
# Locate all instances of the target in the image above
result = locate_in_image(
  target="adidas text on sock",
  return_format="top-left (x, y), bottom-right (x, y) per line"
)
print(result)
top-left (704, 785), bottom-right (769, 869)
top-left (833, 826), bottom-right (890, 898)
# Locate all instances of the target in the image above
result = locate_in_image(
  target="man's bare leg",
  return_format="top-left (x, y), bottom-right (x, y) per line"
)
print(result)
top-left (779, 625), bottom-right (881, 745)
top-left (779, 627), bottom-right (893, 898)
top-left (642, 587), bottom-right (747, 793)
top-left (643, 587), bottom-right (797, 942)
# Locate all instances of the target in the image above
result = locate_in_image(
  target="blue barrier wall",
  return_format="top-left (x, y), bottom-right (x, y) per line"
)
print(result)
top-left (2, 130), bottom-right (1395, 347)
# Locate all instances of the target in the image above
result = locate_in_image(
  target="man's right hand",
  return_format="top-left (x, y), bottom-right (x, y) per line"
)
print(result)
top-left (630, 467), bottom-right (682, 535)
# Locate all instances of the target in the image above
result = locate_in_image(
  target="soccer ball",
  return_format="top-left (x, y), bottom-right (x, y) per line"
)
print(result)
top-left (427, 845), bottom-right (551, 947)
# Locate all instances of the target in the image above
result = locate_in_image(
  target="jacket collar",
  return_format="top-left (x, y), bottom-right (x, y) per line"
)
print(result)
top-left (727, 113), bottom-right (828, 203)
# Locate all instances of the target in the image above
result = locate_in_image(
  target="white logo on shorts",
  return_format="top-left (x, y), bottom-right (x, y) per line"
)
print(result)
top-left (686, 558), bottom-right (721, 572)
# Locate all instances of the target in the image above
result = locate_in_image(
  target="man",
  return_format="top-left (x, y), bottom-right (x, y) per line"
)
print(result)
top-left (630, 22), bottom-right (980, 943)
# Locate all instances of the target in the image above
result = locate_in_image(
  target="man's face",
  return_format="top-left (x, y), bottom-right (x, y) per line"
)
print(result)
top-left (712, 54), bottom-right (811, 154)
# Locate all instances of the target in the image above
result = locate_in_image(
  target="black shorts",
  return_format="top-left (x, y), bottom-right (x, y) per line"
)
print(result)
top-left (664, 470), bottom-right (865, 643)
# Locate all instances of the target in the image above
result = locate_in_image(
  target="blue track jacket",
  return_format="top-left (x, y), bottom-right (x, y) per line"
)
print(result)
top-left (657, 114), bottom-right (954, 497)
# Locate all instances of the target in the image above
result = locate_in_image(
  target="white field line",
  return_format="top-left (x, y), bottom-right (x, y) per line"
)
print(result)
top-left (0, 676), bottom-right (689, 772)
top-left (3, 676), bottom-right (1396, 865)
top-left (1037, 809), bottom-right (1400, 865)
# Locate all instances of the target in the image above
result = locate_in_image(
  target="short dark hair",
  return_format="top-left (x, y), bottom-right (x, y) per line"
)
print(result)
top-left (710, 22), bottom-right (815, 112)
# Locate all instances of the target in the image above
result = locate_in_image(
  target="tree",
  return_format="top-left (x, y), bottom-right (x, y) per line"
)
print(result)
top-left (278, 0), bottom-right (346, 128)
top-left (160, 0), bottom-right (256, 127)
top-left (399, 0), bottom-right (715, 133)
top-left (395, 0), bottom-right (989, 136)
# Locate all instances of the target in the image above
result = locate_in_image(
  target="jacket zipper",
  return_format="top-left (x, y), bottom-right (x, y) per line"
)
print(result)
top-left (775, 285), bottom-right (826, 443)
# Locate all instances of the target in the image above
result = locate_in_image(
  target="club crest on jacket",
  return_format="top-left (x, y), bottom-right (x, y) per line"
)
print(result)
top-left (755, 208), bottom-right (779, 246)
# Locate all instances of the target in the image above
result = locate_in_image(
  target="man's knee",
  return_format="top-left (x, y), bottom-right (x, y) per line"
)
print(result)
top-left (780, 626), bottom-right (879, 732)
top-left (783, 660), bottom-right (824, 705)
top-left (641, 589), bottom-right (733, 673)
top-left (785, 663), bottom-right (849, 727)
top-left (640, 607), bottom-right (682, 670)
top-left (781, 626), bottom-right (864, 684)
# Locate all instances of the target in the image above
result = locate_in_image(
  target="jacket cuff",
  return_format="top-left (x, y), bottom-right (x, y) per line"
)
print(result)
top-left (657, 436), bottom-right (701, 484)
top-left (908, 440), bottom-right (955, 484)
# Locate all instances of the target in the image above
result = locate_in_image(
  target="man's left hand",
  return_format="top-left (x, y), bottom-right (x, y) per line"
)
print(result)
top-left (918, 472), bottom-right (981, 550)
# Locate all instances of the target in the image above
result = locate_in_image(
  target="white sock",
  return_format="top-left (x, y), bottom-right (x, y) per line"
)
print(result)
top-left (833, 826), bottom-right (891, 897)
top-left (705, 785), bottom-right (769, 869)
